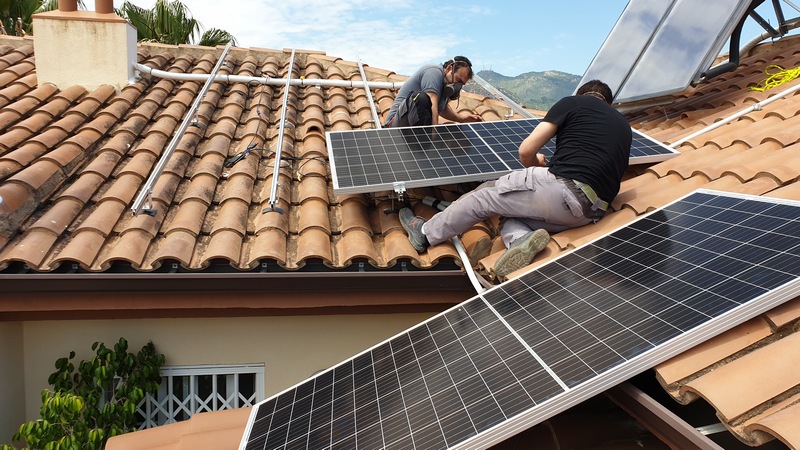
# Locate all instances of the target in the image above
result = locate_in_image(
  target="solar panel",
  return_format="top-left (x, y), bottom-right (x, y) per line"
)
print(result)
top-left (327, 119), bottom-right (678, 195)
top-left (239, 189), bottom-right (800, 450)
top-left (580, 0), bottom-right (752, 103)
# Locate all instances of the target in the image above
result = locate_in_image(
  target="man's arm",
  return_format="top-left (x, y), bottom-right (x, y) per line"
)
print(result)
top-left (427, 92), bottom-right (440, 125)
top-left (439, 103), bottom-right (483, 123)
top-left (519, 121), bottom-right (557, 167)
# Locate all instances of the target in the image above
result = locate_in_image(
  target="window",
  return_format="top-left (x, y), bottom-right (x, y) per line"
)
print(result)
top-left (137, 364), bottom-right (265, 429)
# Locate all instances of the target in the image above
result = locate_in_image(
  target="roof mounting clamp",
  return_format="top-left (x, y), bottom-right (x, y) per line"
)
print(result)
top-left (392, 182), bottom-right (407, 196)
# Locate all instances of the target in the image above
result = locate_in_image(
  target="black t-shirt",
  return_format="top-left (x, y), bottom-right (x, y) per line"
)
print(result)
top-left (544, 95), bottom-right (632, 203)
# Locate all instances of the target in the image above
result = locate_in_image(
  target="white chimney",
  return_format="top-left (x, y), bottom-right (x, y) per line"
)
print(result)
top-left (32, 0), bottom-right (136, 92)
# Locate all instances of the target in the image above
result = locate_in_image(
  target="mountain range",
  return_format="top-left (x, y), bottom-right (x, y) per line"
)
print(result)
top-left (465, 69), bottom-right (582, 111)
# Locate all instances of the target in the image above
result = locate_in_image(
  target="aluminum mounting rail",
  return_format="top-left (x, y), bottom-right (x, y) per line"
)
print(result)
top-left (472, 74), bottom-right (535, 119)
top-left (131, 42), bottom-right (233, 217)
top-left (358, 59), bottom-right (383, 129)
top-left (263, 49), bottom-right (296, 214)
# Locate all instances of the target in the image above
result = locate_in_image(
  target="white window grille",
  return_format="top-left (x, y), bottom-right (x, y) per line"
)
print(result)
top-left (137, 364), bottom-right (265, 429)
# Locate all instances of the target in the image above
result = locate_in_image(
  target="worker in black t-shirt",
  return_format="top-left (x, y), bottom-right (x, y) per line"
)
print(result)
top-left (399, 80), bottom-right (633, 277)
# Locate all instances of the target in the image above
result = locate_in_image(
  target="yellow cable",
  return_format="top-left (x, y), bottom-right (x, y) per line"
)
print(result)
top-left (750, 64), bottom-right (800, 92)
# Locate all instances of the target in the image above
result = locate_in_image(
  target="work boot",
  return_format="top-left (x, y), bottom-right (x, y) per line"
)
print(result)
top-left (399, 208), bottom-right (429, 252)
top-left (494, 229), bottom-right (550, 278)
top-left (468, 236), bottom-right (493, 267)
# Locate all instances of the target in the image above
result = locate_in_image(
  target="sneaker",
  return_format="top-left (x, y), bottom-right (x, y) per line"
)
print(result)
top-left (399, 208), bottom-right (429, 252)
top-left (494, 229), bottom-right (550, 278)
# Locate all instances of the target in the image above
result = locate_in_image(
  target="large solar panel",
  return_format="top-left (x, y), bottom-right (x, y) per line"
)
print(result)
top-left (580, 0), bottom-right (752, 103)
top-left (327, 119), bottom-right (678, 195)
top-left (239, 189), bottom-right (800, 450)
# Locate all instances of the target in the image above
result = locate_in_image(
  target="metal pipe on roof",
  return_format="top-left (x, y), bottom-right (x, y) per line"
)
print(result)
top-left (264, 49), bottom-right (296, 214)
top-left (130, 43), bottom-right (234, 217)
top-left (134, 63), bottom-right (405, 90)
top-left (357, 59), bottom-right (383, 128)
top-left (669, 78), bottom-right (800, 148)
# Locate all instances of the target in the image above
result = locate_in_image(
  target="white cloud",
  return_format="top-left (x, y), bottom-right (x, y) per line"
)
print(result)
top-left (89, 0), bottom-right (479, 75)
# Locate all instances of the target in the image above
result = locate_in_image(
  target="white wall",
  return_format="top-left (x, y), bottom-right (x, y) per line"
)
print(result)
top-left (21, 313), bottom-right (434, 421)
top-left (0, 322), bottom-right (25, 444)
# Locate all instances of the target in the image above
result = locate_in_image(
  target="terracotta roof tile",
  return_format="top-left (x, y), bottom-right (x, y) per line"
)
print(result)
top-left (0, 228), bottom-right (59, 268)
top-left (200, 229), bottom-right (243, 267)
top-left (335, 228), bottom-right (378, 267)
top-left (75, 200), bottom-right (127, 237)
top-left (677, 331), bottom-right (800, 423)
top-left (98, 229), bottom-right (154, 269)
top-left (763, 296), bottom-right (800, 329)
top-left (655, 318), bottom-right (773, 388)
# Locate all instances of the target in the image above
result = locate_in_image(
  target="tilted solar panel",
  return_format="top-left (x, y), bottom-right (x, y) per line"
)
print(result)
top-left (240, 189), bottom-right (800, 449)
top-left (327, 119), bottom-right (678, 195)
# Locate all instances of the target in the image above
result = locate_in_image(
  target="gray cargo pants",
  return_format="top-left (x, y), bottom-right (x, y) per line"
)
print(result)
top-left (422, 167), bottom-right (601, 247)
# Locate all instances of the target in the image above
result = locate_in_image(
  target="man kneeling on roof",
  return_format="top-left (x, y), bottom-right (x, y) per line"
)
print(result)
top-left (384, 56), bottom-right (483, 127)
top-left (399, 80), bottom-right (632, 278)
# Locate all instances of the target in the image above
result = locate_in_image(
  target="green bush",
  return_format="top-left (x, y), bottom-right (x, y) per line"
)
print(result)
top-left (2, 338), bottom-right (165, 450)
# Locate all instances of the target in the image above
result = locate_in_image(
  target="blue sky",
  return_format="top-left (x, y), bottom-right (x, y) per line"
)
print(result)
top-left (90, 1), bottom-right (790, 77)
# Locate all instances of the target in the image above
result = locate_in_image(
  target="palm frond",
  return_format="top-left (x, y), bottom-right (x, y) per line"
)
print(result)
top-left (198, 28), bottom-right (237, 47)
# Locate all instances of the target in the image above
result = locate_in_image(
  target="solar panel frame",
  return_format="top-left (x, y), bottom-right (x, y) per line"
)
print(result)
top-left (328, 119), bottom-right (678, 195)
top-left (579, 0), bottom-right (752, 103)
top-left (240, 189), bottom-right (800, 449)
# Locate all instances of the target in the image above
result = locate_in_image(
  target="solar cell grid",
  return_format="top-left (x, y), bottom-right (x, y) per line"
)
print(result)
top-left (242, 190), bottom-right (800, 450)
top-left (328, 118), bottom-right (678, 194)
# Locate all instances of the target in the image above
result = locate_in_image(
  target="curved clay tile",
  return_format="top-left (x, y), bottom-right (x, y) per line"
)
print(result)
top-left (83, 150), bottom-right (122, 179)
top-left (616, 173), bottom-right (708, 214)
top-left (296, 175), bottom-right (328, 204)
top-left (219, 173), bottom-right (255, 204)
top-left (118, 151), bottom-right (157, 180)
top-left (374, 200), bottom-right (403, 235)
top-left (165, 199), bottom-right (208, 235)
top-left (663, 142), bottom-right (752, 180)
top-left (182, 173), bottom-right (218, 206)
top-left (148, 229), bottom-right (196, 267)
top-left (77, 200), bottom-right (127, 237)
top-left (742, 401), bottom-right (800, 448)
top-left (1, 228), bottom-right (59, 269)
top-left (655, 318), bottom-right (772, 390)
top-left (33, 197), bottom-right (82, 235)
top-left (199, 229), bottom-right (243, 268)
top-left (298, 133), bottom-right (326, 158)
top-left (678, 332), bottom-right (800, 422)
top-left (382, 230), bottom-right (420, 267)
top-left (9, 159), bottom-right (62, 194)
top-left (296, 198), bottom-right (330, 234)
top-left (723, 175), bottom-right (780, 196)
top-left (423, 239), bottom-right (459, 268)
top-left (124, 201), bottom-right (167, 238)
top-left (713, 141), bottom-right (783, 181)
top-left (334, 228), bottom-right (379, 268)
top-left (253, 198), bottom-right (290, 234)
top-left (296, 227), bottom-right (333, 265)
top-left (248, 228), bottom-right (287, 267)
top-left (97, 229), bottom-right (153, 270)
top-left (338, 200), bottom-right (371, 234)
top-left (40, 142), bottom-right (84, 172)
top-left (59, 172), bottom-right (104, 204)
top-left (151, 171), bottom-right (182, 205)
top-left (210, 198), bottom-right (249, 237)
top-left (52, 229), bottom-right (107, 269)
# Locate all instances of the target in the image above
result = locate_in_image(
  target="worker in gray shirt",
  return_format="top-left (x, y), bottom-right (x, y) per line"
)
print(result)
top-left (385, 56), bottom-right (483, 127)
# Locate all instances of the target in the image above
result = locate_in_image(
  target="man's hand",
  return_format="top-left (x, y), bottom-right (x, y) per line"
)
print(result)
top-left (460, 113), bottom-right (483, 123)
top-left (534, 153), bottom-right (546, 166)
